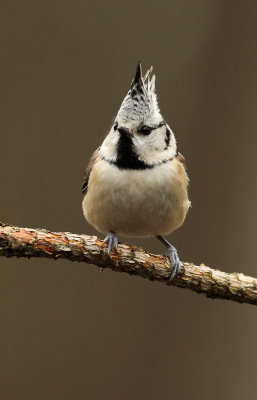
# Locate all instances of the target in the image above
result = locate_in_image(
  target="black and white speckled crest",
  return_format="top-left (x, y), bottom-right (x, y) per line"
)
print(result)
top-left (116, 62), bottom-right (161, 126)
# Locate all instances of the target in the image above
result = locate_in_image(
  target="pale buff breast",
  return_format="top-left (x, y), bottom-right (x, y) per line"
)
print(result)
top-left (82, 158), bottom-right (190, 237)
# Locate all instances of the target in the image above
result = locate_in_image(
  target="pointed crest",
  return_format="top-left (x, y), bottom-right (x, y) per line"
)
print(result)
top-left (130, 62), bottom-right (143, 91)
top-left (116, 62), bottom-right (161, 126)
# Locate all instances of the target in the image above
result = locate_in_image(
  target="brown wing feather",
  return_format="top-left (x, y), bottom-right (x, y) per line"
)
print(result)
top-left (82, 147), bottom-right (100, 195)
top-left (176, 152), bottom-right (185, 164)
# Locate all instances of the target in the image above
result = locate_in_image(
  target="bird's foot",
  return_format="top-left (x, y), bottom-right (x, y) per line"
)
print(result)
top-left (101, 231), bottom-right (118, 255)
top-left (156, 235), bottom-right (181, 284)
top-left (166, 244), bottom-right (180, 284)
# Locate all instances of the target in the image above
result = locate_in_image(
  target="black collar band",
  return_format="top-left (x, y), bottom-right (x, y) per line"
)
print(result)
top-left (102, 155), bottom-right (175, 170)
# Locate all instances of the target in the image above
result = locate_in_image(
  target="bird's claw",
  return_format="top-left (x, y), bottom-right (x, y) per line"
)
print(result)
top-left (101, 232), bottom-right (118, 255)
top-left (167, 245), bottom-right (180, 284)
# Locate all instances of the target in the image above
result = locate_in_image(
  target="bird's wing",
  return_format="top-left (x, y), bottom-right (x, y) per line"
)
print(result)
top-left (174, 151), bottom-right (189, 188)
top-left (82, 147), bottom-right (100, 195)
top-left (176, 152), bottom-right (185, 165)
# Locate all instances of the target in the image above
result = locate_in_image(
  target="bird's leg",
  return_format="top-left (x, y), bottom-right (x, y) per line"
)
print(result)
top-left (101, 231), bottom-right (119, 255)
top-left (156, 235), bottom-right (180, 284)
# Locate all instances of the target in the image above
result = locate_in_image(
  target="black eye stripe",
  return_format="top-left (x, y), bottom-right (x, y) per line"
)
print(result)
top-left (139, 125), bottom-right (152, 135)
top-left (138, 121), bottom-right (166, 135)
top-left (158, 121), bottom-right (166, 128)
top-left (114, 121), bottom-right (118, 130)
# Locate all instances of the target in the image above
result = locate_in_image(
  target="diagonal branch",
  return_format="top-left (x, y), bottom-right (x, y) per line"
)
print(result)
top-left (0, 222), bottom-right (256, 305)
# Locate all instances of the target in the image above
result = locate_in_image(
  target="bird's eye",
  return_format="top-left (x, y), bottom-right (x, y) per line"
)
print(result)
top-left (114, 121), bottom-right (118, 131)
top-left (140, 126), bottom-right (152, 135)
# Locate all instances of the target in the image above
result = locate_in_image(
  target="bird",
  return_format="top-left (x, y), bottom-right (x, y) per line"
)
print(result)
top-left (82, 62), bottom-right (190, 282)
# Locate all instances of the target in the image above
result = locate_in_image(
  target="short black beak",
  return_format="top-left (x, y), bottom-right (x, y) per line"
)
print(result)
top-left (117, 126), bottom-right (130, 136)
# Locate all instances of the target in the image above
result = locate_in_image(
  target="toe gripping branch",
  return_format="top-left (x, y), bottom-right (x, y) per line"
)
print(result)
top-left (102, 232), bottom-right (118, 255)
top-left (156, 235), bottom-right (181, 284)
top-left (101, 232), bottom-right (180, 284)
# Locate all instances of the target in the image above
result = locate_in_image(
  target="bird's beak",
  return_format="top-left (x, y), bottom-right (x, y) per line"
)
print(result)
top-left (117, 126), bottom-right (131, 136)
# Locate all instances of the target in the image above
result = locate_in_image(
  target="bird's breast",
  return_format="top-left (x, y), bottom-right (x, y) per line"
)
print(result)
top-left (82, 158), bottom-right (190, 237)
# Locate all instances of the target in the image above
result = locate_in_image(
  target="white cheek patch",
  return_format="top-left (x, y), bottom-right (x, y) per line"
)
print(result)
top-left (100, 131), bottom-right (119, 161)
top-left (133, 127), bottom-right (177, 165)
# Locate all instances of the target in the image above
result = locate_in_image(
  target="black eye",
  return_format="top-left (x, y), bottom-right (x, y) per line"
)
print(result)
top-left (114, 121), bottom-right (118, 131)
top-left (140, 125), bottom-right (152, 135)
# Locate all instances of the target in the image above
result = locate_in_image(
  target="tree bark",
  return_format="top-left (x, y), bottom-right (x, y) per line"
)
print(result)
top-left (0, 222), bottom-right (256, 305)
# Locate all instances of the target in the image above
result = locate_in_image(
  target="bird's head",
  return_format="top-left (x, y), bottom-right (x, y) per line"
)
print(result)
top-left (100, 62), bottom-right (177, 168)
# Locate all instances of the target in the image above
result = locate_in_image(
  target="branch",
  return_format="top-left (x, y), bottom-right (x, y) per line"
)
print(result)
top-left (0, 222), bottom-right (256, 305)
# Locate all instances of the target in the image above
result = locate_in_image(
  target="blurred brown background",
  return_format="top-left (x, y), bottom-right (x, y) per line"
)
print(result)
top-left (0, 1), bottom-right (257, 399)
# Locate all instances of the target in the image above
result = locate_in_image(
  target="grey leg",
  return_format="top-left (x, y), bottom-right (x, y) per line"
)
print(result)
top-left (102, 231), bottom-right (119, 255)
top-left (156, 235), bottom-right (180, 284)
